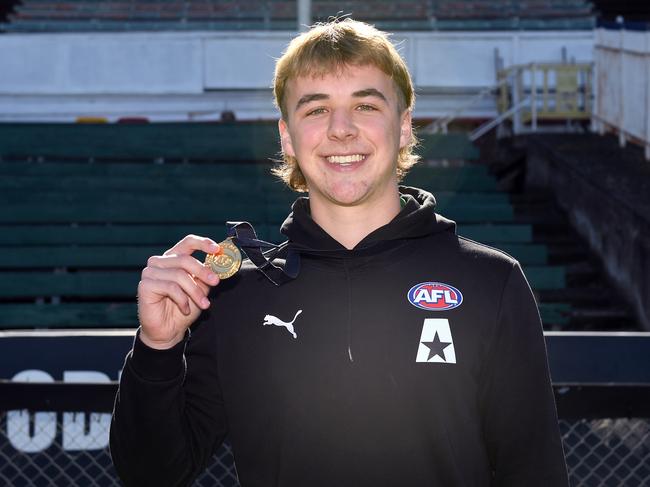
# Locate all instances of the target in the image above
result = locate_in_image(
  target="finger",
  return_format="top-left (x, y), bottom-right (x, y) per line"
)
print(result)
top-left (138, 278), bottom-right (192, 315)
top-left (147, 254), bottom-right (220, 288)
top-left (195, 278), bottom-right (211, 296)
top-left (164, 234), bottom-right (220, 258)
top-left (142, 266), bottom-right (212, 310)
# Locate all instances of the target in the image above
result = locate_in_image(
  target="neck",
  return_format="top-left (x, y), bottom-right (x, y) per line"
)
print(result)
top-left (309, 188), bottom-right (402, 250)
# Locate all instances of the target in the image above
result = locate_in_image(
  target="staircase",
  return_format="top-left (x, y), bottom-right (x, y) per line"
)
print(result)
top-left (511, 189), bottom-right (637, 331)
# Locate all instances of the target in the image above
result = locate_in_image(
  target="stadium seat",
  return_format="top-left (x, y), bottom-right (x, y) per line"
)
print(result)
top-left (0, 122), bottom-right (571, 330)
top-left (1, 0), bottom-right (595, 32)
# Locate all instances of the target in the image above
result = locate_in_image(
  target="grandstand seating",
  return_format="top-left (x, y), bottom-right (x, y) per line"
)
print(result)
top-left (0, 122), bottom-right (576, 331)
top-left (0, 122), bottom-right (283, 161)
top-left (0, 122), bottom-right (479, 161)
top-left (1, 0), bottom-right (595, 32)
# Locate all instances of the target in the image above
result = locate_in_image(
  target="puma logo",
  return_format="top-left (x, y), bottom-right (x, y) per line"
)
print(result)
top-left (263, 310), bottom-right (303, 339)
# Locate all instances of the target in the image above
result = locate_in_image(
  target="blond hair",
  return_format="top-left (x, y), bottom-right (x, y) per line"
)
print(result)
top-left (272, 18), bottom-right (418, 192)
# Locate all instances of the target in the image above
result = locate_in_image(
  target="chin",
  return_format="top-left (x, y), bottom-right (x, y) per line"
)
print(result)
top-left (325, 182), bottom-right (367, 202)
top-left (327, 190), bottom-right (371, 207)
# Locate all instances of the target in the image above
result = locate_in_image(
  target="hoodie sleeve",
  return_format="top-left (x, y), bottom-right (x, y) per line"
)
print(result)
top-left (109, 314), bottom-right (227, 487)
top-left (479, 262), bottom-right (569, 487)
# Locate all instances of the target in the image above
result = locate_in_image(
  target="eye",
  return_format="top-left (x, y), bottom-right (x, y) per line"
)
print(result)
top-left (306, 107), bottom-right (327, 116)
top-left (356, 104), bottom-right (377, 112)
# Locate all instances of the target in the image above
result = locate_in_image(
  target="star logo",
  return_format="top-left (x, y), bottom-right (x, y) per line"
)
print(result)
top-left (421, 332), bottom-right (452, 361)
top-left (416, 318), bottom-right (457, 363)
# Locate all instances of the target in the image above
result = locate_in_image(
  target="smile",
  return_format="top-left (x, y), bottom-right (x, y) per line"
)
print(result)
top-left (326, 154), bottom-right (367, 166)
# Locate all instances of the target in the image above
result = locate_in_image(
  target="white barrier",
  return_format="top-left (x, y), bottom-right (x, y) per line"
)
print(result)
top-left (593, 27), bottom-right (650, 160)
top-left (0, 30), bottom-right (593, 121)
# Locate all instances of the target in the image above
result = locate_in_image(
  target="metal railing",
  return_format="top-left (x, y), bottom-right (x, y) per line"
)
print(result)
top-left (425, 80), bottom-right (508, 135)
top-left (497, 62), bottom-right (593, 130)
top-left (429, 62), bottom-right (594, 142)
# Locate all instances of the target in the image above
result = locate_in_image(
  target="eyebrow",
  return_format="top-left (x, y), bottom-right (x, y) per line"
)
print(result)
top-left (352, 88), bottom-right (388, 103)
top-left (295, 93), bottom-right (329, 112)
top-left (294, 88), bottom-right (389, 112)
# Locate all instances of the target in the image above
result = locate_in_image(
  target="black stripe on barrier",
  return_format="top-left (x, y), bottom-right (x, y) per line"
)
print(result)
top-left (1, 381), bottom-right (650, 419)
top-left (0, 381), bottom-right (118, 413)
top-left (554, 384), bottom-right (650, 419)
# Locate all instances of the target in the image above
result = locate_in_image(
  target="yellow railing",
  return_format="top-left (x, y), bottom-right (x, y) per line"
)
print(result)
top-left (497, 63), bottom-right (593, 126)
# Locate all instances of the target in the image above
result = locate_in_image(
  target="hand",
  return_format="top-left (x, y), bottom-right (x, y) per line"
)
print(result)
top-left (137, 235), bottom-right (221, 349)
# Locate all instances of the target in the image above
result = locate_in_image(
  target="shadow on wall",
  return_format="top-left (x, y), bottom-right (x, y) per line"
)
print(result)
top-left (524, 133), bottom-right (650, 332)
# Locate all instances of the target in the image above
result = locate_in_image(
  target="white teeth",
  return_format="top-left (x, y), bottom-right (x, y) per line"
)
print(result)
top-left (326, 154), bottom-right (365, 164)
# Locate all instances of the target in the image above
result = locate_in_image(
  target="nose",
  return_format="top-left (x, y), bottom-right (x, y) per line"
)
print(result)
top-left (327, 108), bottom-right (358, 141)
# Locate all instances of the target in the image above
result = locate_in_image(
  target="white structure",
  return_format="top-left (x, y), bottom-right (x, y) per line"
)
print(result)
top-left (592, 27), bottom-right (650, 160)
top-left (0, 30), bottom-right (593, 122)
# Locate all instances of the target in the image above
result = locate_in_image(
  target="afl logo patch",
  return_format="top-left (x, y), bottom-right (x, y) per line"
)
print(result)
top-left (407, 282), bottom-right (463, 311)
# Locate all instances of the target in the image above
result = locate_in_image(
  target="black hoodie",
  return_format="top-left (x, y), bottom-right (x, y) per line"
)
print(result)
top-left (110, 187), bottom-right (569, 487)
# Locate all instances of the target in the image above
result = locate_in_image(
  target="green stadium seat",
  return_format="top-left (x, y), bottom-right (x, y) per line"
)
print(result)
top-left (404, 166), bottom-right (499, 192)
top-left (0, 224), bottom-right (230, 246)
top-left (538, 302), bottom-right (572, 327)
top-left (458, 224), bottom-right (533, 243)
top-left (493, 243), bottom-right (548, 265)
top-left (0, 123), bottom-right (283, 160)
top-left (0, 121), bottom-right (567, 330)
top-left (434, 192), bottom-right (510, 206)
top-left (0, 271), bottom-right (140, 298)
top-left (437, 204), bottom-right (514, 222)
top-left (0, 246), bottom-right (166, 269)
top-left (0, 303), bottom-right (138, 328)
top-left (523, 266), bottom-right (566, 290)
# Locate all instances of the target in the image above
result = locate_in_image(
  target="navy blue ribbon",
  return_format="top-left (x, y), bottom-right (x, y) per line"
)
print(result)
top-left (226, 221), bottom-right (299, 286)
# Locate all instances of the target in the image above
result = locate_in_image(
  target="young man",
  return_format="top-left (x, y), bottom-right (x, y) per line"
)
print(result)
top-left (110, 19), bottom-right (569, 487)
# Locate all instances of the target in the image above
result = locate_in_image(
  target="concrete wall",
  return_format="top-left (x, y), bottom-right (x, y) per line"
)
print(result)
top-left (526, 135), bottom-right (650, 331)
top-left (0, 30), bottom-right (594, 121)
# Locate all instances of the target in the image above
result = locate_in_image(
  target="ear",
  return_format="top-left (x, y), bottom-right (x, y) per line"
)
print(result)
top-left (398, 110), bottom-right (412, 149)
top-left (278, 118), bottom-right (295, 158)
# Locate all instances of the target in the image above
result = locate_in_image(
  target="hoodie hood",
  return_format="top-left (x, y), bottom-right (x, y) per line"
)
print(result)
top-left (280, 186), bottom-right (456, 252)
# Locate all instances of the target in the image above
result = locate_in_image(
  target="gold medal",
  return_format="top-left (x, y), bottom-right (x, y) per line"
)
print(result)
top-left (205, 237), bottom-right (242, 279)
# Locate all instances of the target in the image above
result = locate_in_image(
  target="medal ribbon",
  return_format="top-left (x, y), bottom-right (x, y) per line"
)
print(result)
top-left (226, 221), bottom-right (300, 286)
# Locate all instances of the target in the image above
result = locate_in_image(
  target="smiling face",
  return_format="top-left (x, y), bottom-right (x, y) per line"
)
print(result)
top-left (279, 64), bottom-right (412, 214)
